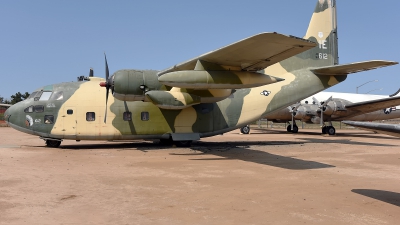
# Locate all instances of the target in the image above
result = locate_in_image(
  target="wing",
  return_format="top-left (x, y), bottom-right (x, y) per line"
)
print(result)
top-left (0, 103), bottom-right (12, 107)
top-left (337, 96), bottom-right (400, 120)
top-left (343, 121), bottom-right (400, 138)
top-left (158, 32), bottom-right (316, 75)
top-left (311, 60), bottom-right (398, 76)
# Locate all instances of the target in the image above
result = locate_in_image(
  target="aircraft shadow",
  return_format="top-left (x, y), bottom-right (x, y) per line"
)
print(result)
top-left (296, 138), bottom-right (396, 147)
top-left (173, 141), bottom-right (335, 170)
top-left (352, 189), bottom-right (400, 207)
top-left (253, 128), bottom-right (400, 140)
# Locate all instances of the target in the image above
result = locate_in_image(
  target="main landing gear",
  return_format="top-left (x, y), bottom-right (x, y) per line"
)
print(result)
top-left (159, 138), bottom-right (192, 147)
top-left (322, 125), bottom-right (336, 135)
top-left (286, 123), bottom-right (299, 133)
top-left (240, 125), bottom-right (250, 134)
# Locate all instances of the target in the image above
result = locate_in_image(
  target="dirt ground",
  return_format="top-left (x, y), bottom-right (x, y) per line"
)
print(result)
top-left (1, 127), bottom-right (400, 225)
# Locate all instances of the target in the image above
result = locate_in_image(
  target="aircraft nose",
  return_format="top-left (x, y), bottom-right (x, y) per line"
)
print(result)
top-left (4, 107), bottom-right (12, 124)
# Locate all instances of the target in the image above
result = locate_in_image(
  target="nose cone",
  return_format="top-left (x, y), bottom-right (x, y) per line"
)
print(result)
top-left (4, 106), bottom-right (13, 125)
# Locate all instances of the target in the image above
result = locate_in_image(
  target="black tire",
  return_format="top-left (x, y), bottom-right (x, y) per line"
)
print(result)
top-left (292, 125), bottom-right (299, 133)
top-left (159, 138), bottom-right (173, 146)
top-left (174, 140), bottom-right (192, 147)
top-left (287, 125), bottom-right (292, 132)
top-left (327, 126), bottom-right (336, 135)
top-left (240, 126), bottom-right (250, 134)
top-left (322, 126), bottom-right (327, 134)
top-left (46, 140), bottom-right (61, 148)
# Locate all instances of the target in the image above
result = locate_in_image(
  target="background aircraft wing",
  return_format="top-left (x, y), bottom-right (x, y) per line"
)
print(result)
top-left (338, 96), bottom-right (400, 120)
top-left (0, 103), bottom-right (12, 107)
top-left (311, 60), bottom-right (398, 76)
top-left (158, 32), bottom-right (316, 75)
top-left (343, 121), bottom-right (400, 138)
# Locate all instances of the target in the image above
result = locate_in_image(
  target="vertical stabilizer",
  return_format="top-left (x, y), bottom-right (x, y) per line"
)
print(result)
top-left (265, 0), bottom-right (338, 75)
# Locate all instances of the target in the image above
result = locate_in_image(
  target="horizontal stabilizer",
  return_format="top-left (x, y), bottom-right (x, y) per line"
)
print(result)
top-left (311, 60), bottom-right (398, 76)
top-left (159, 33), bottom-right (316, 75)
top-left (343, 121), bottom-right (400, 138)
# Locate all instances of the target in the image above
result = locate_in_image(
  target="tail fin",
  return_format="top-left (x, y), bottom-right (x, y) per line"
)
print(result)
top-left (265, 0), bottom-right (338, 75)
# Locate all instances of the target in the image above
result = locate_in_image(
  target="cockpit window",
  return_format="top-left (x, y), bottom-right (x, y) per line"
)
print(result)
top-left (39, 92), bottom-right (52, 101)
top-left (49, 91), bottom-right (63, 101)
top-left (34, 91), bottom-right (43, 101)
top-left (28, 92), bottom-right (38, 99)
top-left (34, 105), bottom-right (44, 113)
top-left (24, 106), bottom-right (34, 113)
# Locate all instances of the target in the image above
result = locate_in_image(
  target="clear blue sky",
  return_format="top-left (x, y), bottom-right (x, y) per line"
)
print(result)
top-left (1, 0), bottom-right (400, 99)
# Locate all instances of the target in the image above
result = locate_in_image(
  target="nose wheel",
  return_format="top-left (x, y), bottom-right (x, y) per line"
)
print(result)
top-left (45, 140), bottom-right (61, 148)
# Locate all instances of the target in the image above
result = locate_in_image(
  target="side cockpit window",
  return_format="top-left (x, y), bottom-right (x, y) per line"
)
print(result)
top-left (28, 92), bottom-right (38, 99)
top-left (50, 91), bottom-right (63, 101)
top-left (34, 105), bottom-right (44, 113)
top-left (24, 105), bottom-right (44, 113)
top-left (34, 91), bottom-right (43, 101)
top-left (24, 106), bottom-right (33, 113)
top-left (39, 92), bottom-right (52, 101)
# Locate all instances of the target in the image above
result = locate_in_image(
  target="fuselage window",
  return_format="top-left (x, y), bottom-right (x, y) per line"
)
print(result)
top-left (67, 109), bottom-right (73, 115)
top-left (34, 91), bottom-right (43, 101)
top-left (123, 112), bottom-right (132, 121)
top-left (141, 112), bottom-right (149, 121)
top-left (50, 91), bottom-right (64, 101)
top-left (34, 105), bottom-right (44, 113)
top-left (86, 112), bottom-right (95, 121)
top-left (39, 92), bottom-right (52, 101)
top-left (24, 106), bottom-right (33, 113)
top-left (44, 115), bottom-right (54, 124)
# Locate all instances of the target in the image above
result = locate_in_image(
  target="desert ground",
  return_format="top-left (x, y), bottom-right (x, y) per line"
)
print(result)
top-left (0, 127), bottom-right (399, 225)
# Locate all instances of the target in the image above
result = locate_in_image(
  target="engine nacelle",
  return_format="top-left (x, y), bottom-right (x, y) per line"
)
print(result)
top-left (323, 99), bottom-right (348, 115)
top-left (111, 69), bottom-right (162, 101)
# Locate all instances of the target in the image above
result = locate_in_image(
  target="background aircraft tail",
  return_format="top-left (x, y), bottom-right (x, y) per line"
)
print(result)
top-left (265, 0), bottom-right (338, 75)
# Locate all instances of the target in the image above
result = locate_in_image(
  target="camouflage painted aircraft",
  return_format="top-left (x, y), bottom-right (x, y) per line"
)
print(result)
top-left (262, 90), bottom-right (400, 135)
top-left (3, 0), bottom-right (398, 147)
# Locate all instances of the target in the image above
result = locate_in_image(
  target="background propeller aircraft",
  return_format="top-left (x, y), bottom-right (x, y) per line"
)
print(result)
top-left (263, 90), bottom-right (400, 135)
top-left (4, 0), bottom-right (398, 147)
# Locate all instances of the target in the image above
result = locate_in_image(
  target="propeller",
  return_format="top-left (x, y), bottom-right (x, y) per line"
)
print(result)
top-left (99, 53), bottom-right (111, 123)
top-left (313, 96), bottom-right (333, 127)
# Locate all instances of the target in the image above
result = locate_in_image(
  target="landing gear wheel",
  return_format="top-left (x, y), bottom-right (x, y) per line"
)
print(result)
top-left (46, 140), bottom-right (61, 148)
top-left (292, 125), bottom-right (299, 133)
top-left (326, 126), bottom-right (336, 135)
top-left (159, 138), bottom-right (173, 146)
top-left (174, 141), bottom-right (192, 147)
top-left (240, 125), bottom-right (250, 134)
top-left (287, 124), bottom-right (298, 133)
top-left (287, 125), bottom-right (292, 132)
top-left (322, 126), bottom-right (327, 134)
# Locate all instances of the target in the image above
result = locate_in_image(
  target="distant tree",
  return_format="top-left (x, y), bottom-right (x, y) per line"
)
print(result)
top-left (0, 96), bottom-right (10, 104)
top-left (10, 92), bottom-right (30, 104)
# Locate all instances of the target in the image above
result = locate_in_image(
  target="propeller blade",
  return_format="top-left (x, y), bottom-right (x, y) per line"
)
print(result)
top-left (103, 53), bottom-right (110, 123)
top-left (104, 89), bottom-right (109, 123)
top-left (105, 53), bottom-right (109, 80)
top-left (323, 96), bottom-right (333, 106)
top-left (312, 97), bottom-right (320, 106)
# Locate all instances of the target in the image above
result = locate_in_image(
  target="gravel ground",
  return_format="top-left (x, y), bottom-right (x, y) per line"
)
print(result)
top-left (1, 127), bottom-right (399, 225)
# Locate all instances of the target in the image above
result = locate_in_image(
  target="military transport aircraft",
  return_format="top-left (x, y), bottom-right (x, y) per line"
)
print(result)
top-left (261, 90), bottom-right (400, 135)
top-left (343, 121), bottom-right (400, 138)
top-left (4, 0), bottom-right (398, 147)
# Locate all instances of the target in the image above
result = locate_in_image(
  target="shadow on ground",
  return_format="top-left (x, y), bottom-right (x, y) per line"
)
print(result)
top-left (352, 189), bottom-right (400, 207)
